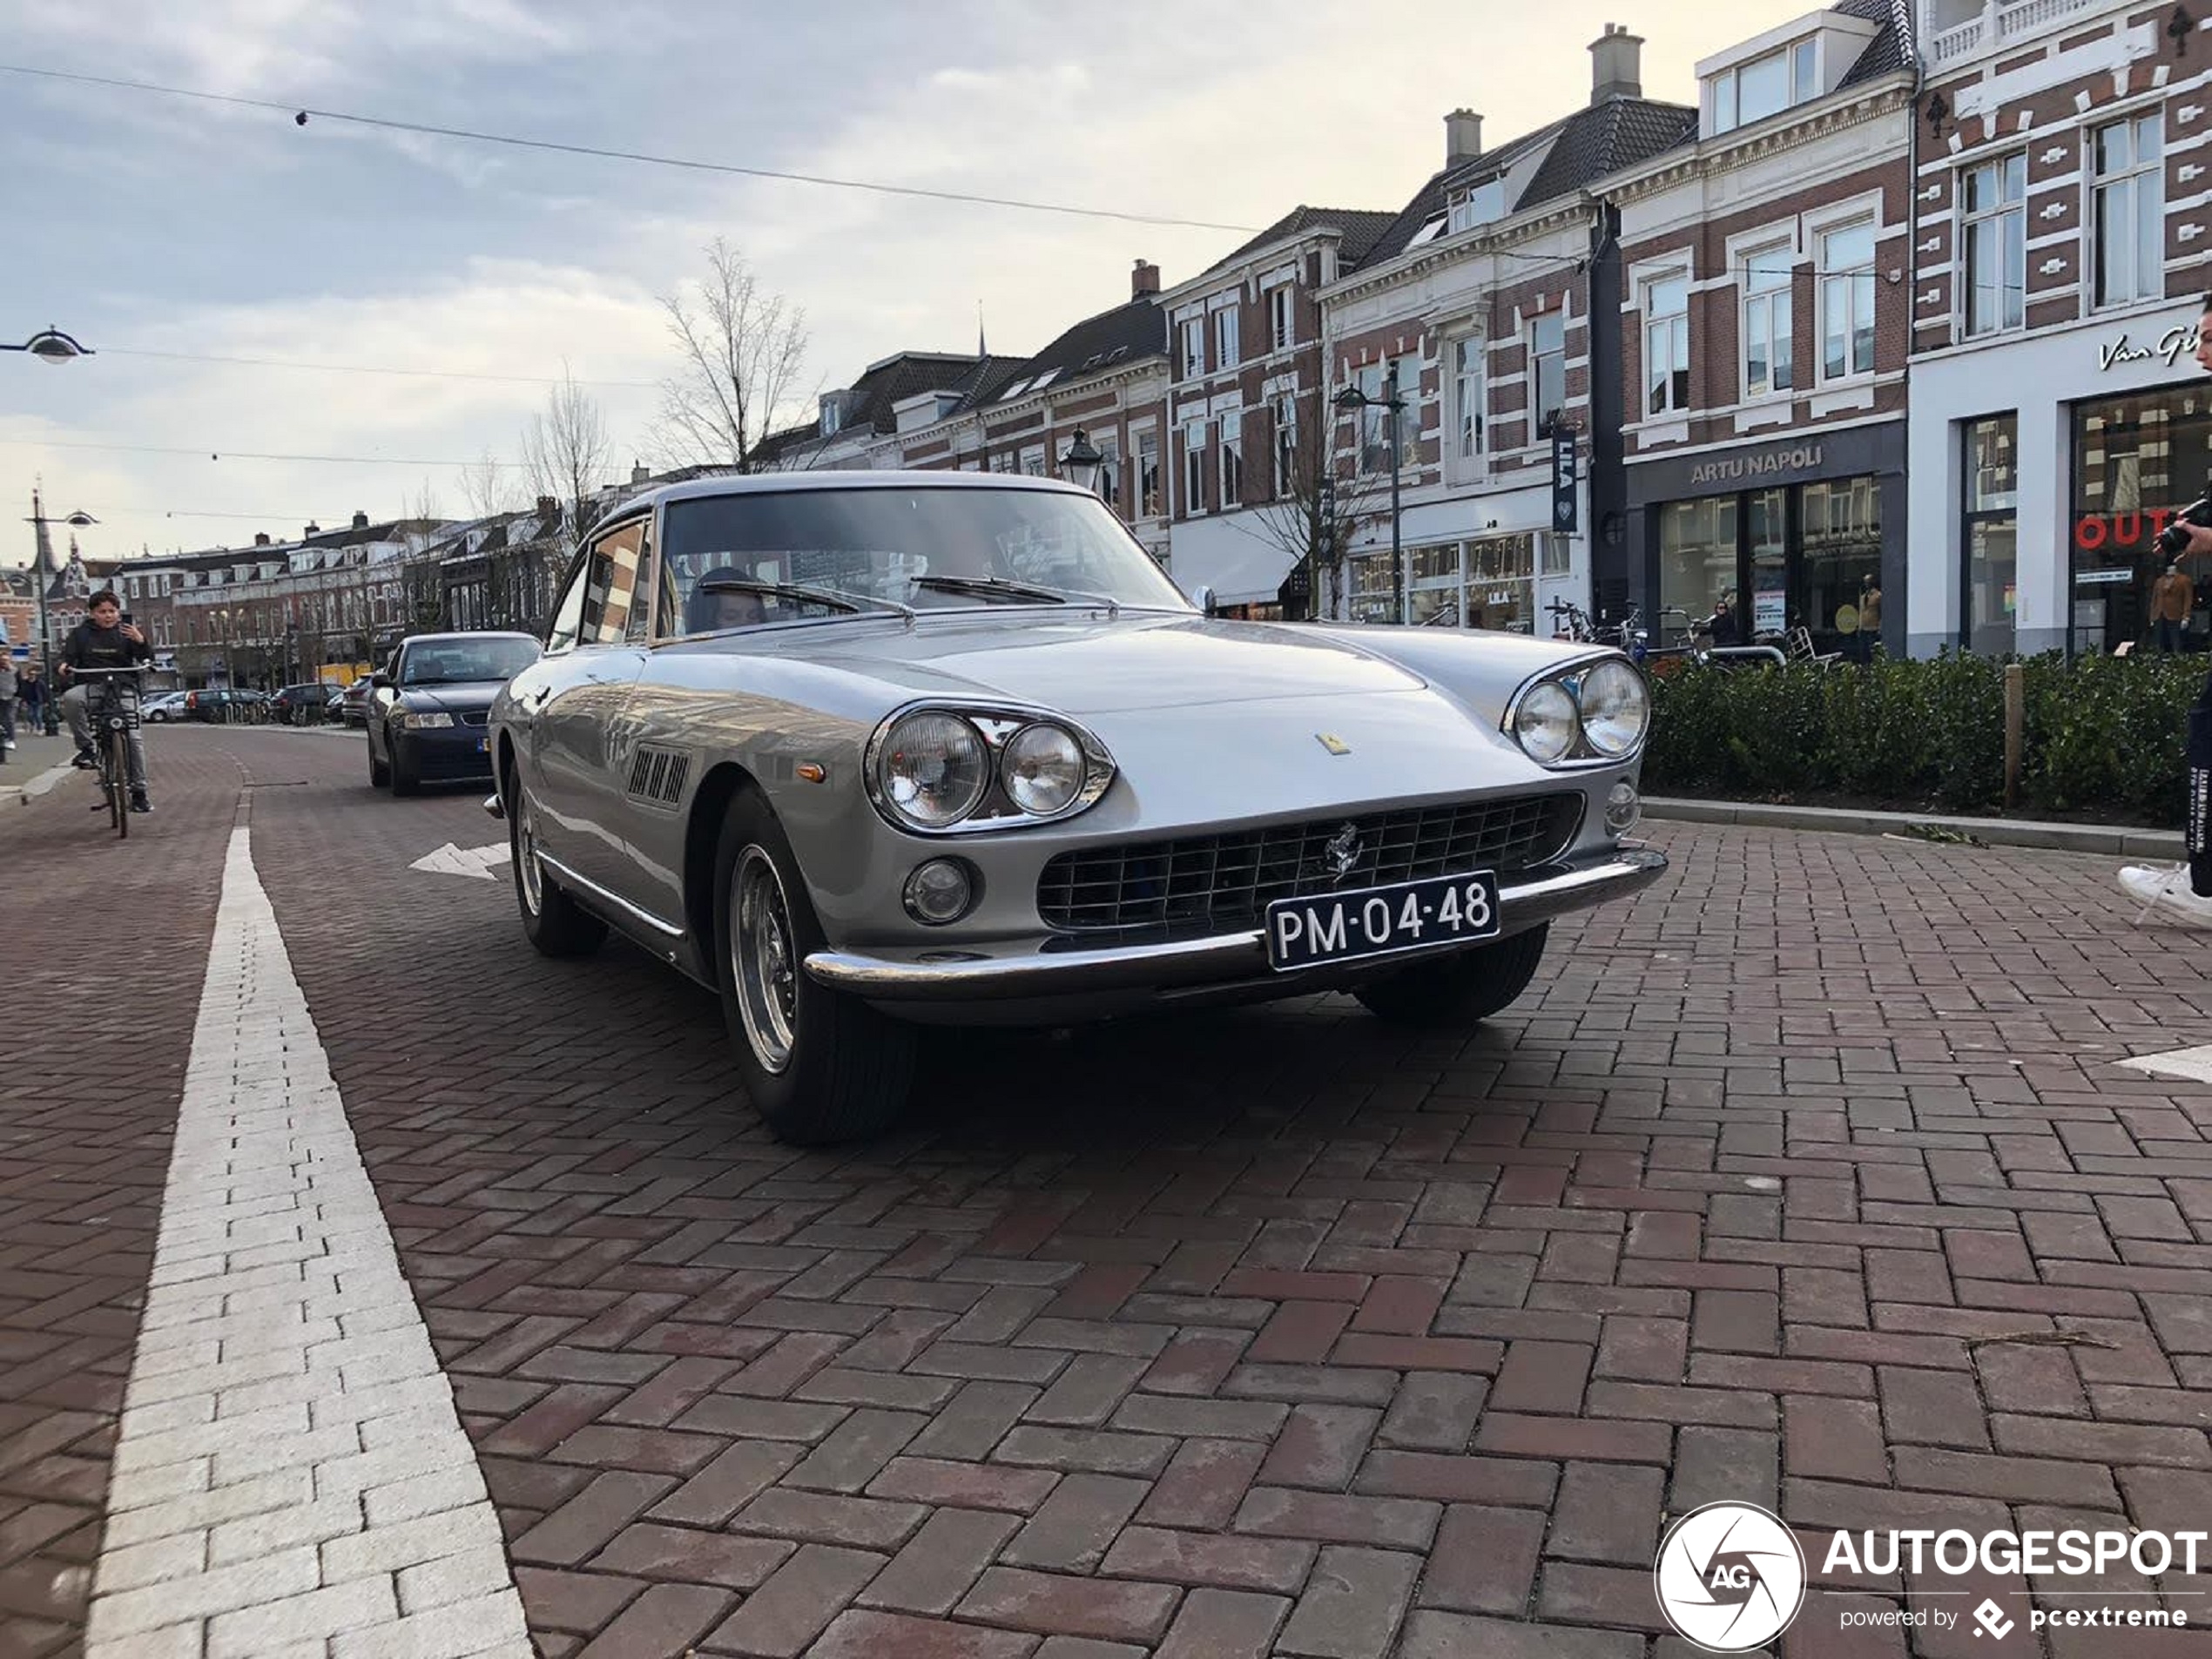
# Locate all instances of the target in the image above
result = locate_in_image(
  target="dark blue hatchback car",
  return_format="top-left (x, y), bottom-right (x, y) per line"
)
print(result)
top-left (366, 631), bottom-right (541, 796)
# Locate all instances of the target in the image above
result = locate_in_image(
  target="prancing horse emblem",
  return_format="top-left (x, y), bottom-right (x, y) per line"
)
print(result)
top-left (1323, 822), bottom-right (1364, 883)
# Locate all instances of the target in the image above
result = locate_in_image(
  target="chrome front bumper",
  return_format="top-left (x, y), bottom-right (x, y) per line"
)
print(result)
top-left (804, 846), bottom-right (1665, 1005)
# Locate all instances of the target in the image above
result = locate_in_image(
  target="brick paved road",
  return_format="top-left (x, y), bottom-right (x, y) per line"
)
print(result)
top-left (10, 723), bottom-right (2212, 1657)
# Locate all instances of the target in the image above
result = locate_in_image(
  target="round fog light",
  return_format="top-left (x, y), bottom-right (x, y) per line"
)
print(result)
top-left (1605, 781), bottom-right (1642, 836)
top-left (903, 858), bottom-right (976, 926)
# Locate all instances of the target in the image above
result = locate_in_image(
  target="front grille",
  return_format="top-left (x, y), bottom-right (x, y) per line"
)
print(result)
top-left (1036, 792), bottom-right (1582, 940)
top-left (456, 710), bottom-right (491, 728)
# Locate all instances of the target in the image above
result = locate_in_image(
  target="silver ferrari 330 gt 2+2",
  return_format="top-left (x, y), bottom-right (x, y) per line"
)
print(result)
top-left (487, 472), bottom-right (1664, 1143)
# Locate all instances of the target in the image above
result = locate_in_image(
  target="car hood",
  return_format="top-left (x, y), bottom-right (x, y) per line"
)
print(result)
top-left (791, 613), bottom-right (1427, 715)
top-left (399, 679), bottom-right (507, 711)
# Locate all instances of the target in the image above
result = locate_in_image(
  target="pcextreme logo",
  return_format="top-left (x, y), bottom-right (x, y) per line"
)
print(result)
top-left (1652, 1502), bottom-right (1807, 1652)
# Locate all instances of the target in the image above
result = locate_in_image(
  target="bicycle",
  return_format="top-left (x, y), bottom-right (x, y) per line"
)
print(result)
top-left (72, 665), bottom-right (148, 839)
top-left (1546, 597), bottom-right (1597, 642)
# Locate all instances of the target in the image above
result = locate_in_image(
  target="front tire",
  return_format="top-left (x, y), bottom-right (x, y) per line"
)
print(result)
top-left (714, 788), bottom-right (915, 1145)
top-left (509, 769), bottom-right (605, 958)
top-left (107, 728), bottom-right (128, 840)
top-left (1353, 922), bottom-right (1550, 1027)
top-left (388, 733), bottom-right (421, 797)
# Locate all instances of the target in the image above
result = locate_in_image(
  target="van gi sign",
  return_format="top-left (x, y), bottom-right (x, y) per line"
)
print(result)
top-left (2099, 323), bottom-right (2199, 373)
top-left (1688, 443), bottom-right (1824, 488)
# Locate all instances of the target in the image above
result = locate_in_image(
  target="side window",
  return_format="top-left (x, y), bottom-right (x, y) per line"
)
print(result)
top-left (624, 518), bottom-right (660, 645)
top-left (593, 520), bottom-right (648, 646)
top-left (544, 553), bottom-right (597, 653)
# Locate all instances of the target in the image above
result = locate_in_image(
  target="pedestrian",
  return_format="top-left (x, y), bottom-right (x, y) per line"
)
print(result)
top-left (2152, 562), bottom-right (2194, 653)
top-left (0, 651), bottom-right (16, 756)
top-left (17, 663), bottom-right (42, 733)
top-left (1851, 575), bottom-right (1882, 664)
top-left (2121, 290), bottom-right (2212, 921)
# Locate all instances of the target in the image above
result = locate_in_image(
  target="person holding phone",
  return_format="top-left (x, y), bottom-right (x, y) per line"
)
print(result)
top-left (58, 589), bottom-right (154, 813)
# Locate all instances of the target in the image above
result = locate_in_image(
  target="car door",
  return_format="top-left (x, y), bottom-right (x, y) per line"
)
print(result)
top-left (525, 515), bottom-right (652, 896)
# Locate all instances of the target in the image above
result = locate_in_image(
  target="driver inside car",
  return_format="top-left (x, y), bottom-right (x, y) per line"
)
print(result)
top-left (687, 569), bottom-right (767, 633)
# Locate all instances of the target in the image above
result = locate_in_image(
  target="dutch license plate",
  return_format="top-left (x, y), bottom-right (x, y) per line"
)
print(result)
top-left (1265, 870), bottom-right (1501, 972)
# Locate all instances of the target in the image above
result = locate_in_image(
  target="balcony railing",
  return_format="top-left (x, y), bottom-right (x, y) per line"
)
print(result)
top-left (1929, 0), bottom-right (2098, 64)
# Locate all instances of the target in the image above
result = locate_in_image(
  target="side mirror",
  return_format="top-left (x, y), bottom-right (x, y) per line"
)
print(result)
top-left (371, 671), bottom-right (392, 690)
top-left (1192, 584), bottom-right (1218, 618)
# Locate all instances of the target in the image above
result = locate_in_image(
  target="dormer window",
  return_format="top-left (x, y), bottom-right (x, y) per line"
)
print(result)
top-left (1447, 179), bottom-right (1507, 234)
top-left (819, 392), bottom-right (847, 437)
top-left (1711, 37), bottom-right (1817, 134)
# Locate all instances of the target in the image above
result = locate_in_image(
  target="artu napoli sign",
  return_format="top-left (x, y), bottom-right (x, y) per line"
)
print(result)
top-left (1687, 443), bottom-right (1824, 488)
top-left (2098, 322), bottom-right (2199, 373)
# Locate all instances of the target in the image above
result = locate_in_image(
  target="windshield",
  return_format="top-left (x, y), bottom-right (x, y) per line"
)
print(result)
top-left (661, 485), bottom-right (1189, 632)
top-left (401, 637), bottom-right (541, 686)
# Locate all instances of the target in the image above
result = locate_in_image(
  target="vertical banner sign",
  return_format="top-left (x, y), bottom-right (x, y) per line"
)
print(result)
top-left (1551, 431), bottom-right (1579, 535)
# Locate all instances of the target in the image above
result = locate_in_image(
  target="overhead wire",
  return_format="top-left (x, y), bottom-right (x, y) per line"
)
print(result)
top-left (0, 62), bottom-right (1268, 235)
top-left (98, 347), bottom-right (660, 389)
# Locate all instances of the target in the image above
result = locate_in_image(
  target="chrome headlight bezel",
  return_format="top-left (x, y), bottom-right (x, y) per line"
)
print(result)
top-left (1504, 651), bottom-right (1652, 770)
top-left (401, 710), bottom-right (455, 730)
top-left (865, 702), bottom-right (1116, 834)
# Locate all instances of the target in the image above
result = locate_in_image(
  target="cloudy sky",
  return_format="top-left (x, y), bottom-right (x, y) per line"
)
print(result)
top-left (3, 0), bottom-right (1824, 563)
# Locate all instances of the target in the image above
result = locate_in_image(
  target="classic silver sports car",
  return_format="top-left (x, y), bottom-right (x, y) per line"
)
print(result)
top-left (487, 473), bottom-right (1664, 1143)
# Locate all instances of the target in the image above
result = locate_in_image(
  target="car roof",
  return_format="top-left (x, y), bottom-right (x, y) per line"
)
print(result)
top-left (400, 631), bottom-right (538, 645)
top-left (597, 469), bottom-right (1095, 524)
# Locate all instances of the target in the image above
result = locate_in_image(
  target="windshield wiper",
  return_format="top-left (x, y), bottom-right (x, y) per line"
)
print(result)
top-left (697, 576), bottom-right (915, 620)
top-left (910, 574), bottom-right (1119, 615)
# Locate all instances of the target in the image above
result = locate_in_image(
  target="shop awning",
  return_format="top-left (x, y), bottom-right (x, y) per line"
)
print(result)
top-left (1173, 537), bottom-right (1298, 608)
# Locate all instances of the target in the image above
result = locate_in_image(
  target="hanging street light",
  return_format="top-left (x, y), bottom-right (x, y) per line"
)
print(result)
top-left (3, 328), bottom-right (96, 366)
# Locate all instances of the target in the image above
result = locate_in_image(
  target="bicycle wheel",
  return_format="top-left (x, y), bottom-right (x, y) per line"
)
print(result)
top-left (106, 727), bottom-right (127, 837)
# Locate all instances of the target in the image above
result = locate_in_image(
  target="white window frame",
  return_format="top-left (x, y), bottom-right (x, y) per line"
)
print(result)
top-left (1096, 431), bottom-right (1121, 507)
top-left (1448, 333), bottom-right (1486, 474)
top-left (1961, 152), bottom-right (2027, 338)
top-left (1529, 312), bottom-right (1568, 442)
top-left (1217, 307), bottom-right (1241, 371)
top-left (1739, 240), bottom-right (1796, 401)
top-left (2090, 110), bottom-right (2166, 310)
top-left (1180, 315), bottom-right (1207, 380)
top-left (1710, 37), bottom-right (1817, 136)
top-left (1136, 428), bottom-right (1161, 516)
top-left (1183, 419), bottom-right (1209, 514)
top-left (1269, 285), bottom-right (1296, 351)
top-left (1816, 218), bottom-right (1878, 382)
top-left (1642, 273), bottom-right (1691, 417)
top-left (1272, 392), bottom-right (1298, 500)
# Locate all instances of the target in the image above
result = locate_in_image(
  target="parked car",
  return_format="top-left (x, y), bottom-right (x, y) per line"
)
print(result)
top-left (142, 691), bottom-right (189, 723)
top-left (488, 474), bottom-right (1663, 1145)
top-left (366, 631), bottom-right (541, 796)
top-left (185, 687), bottom-right (270, 723)
top-left (272, 682), bottom-right (333, 725)
top-left (339, 677), bottom-right (374, 726)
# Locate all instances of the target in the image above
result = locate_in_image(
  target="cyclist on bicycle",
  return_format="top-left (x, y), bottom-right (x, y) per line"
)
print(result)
top-left (59, 589), bottom-right (153, 814)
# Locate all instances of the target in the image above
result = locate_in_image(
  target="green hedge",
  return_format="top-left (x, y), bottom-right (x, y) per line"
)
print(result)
top-left (1642, 651), bottom-right (2203, 825)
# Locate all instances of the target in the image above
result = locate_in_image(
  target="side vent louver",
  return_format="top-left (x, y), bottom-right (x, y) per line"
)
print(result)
top-left (624, 745), bottom-right (691, 808)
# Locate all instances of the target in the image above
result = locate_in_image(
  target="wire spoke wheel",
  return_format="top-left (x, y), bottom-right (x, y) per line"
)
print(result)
top-left (516, 788), bottom-right (543, 916)
top-left (730, 845), bottom-right (799, 1076)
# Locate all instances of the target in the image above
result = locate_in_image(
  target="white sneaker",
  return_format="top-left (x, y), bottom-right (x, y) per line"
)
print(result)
top-left (2119, 864), bottom-right (2212, 927)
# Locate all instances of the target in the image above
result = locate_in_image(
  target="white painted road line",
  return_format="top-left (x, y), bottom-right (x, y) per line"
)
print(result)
top-left (87, 826), bottom-right (530, 1659)
top-left (408, 842), bottom-right (507, 882)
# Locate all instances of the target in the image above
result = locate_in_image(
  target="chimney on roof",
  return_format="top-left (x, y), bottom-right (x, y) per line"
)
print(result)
top-left (1131, 259), bottom-right (1161, 299)
top-left (1590, 23), bottom-right (1643, 104)
top-left (536, 496), bottom-right (558, 520)
top-left (303, 523), bottom-right (320, 539)
top-left (1445, 109), bottom-right (1483, 165)
top-left (351, 509), bottom-right (369, 530)
top-left (253, 533), bottom-right (271, 547)
top-left (631, 462), bottom-right (650, 486)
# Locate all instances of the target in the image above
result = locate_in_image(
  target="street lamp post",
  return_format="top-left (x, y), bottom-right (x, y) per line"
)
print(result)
top-left (1057, 428), bottom-right (1104, 496)
top-left (3, 327), bottom-right (96, 366)
top-left (25, 491), bottom-right (97, 736)
top-left (1332, 362), bottom-right (1407, 624)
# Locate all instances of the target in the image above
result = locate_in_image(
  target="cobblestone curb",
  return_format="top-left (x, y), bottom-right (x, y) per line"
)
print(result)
top-left (1643, 795), bottom-right (2184, 858)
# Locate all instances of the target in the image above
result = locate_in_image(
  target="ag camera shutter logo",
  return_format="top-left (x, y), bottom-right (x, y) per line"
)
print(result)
top-left (1653, 1501), bottom-right (1808, 1652)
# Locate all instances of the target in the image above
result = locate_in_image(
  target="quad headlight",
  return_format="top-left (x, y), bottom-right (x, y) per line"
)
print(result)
top-left (1507, 656), bottom-right (1652, 768)
top-left (868, 705), bottom-right (1116, 833)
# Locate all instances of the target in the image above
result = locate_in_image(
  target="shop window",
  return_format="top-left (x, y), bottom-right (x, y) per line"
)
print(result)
top-left (2092, 113), bottom-right (2164, 309)
top-left (1746, 489), bottom-right (1788, 640)
top-left (1798, 476), bottom-right (1880, 654)
top-left (1743, 246), bottom-right (1794, 399)
top-left (1819, 221), bottom-right (1877, 381)
top-left (2073, 388), bottom-right (2212, 656)
top-left (1644, 274), bottom-right (1690, 415)
top-left (1963, 415), bottom-right (2018, 654)
top-left (1962, 154), bottom-right (2026, 336)
top-left (1464, 534), bottom-right (1536, 635)
top-left (1658, 497), bottom-right (1738, 643)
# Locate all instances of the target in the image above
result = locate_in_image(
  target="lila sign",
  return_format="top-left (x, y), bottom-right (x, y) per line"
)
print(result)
top-left (2098, 324), bottom-right (2200, 373)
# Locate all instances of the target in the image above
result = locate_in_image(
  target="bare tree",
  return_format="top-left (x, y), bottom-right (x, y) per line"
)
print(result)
top-left (403, 475), bottom-right (444, 524)
top-left (522, 364), bottom-right (611, 548)
top-left (652, 238), bottom-right (811, 473)
top-left (459, 448), bottom-right (513, 523)
top-left (1239, 381), bottom-right (1392, 622)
